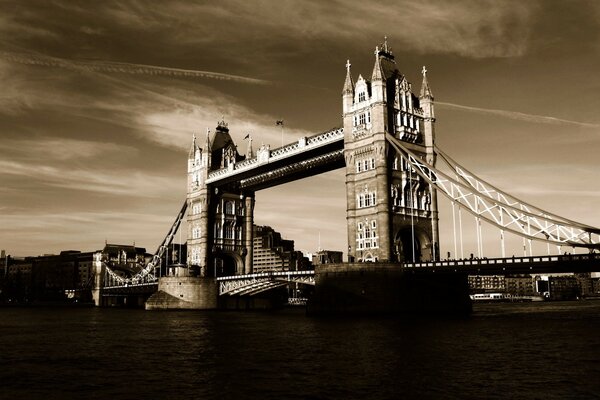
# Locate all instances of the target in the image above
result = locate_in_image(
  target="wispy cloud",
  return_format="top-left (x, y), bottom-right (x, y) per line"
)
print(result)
top-left (0, 138), bottom-right (135, 161)
top-left (1, 51), bottom-right (270, 85)
top-left (437, 101), bottom-right (600, 129)
top-left (0, 159), bottom-right (183, 198)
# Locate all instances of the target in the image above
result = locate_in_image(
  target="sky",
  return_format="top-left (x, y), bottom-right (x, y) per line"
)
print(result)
top-left (1, 0), bottom-right (600, 258)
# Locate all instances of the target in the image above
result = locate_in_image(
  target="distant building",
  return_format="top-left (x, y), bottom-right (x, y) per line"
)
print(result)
top-left (252, 225), bottom-right (295, 274)
top-left (505, 275), bottom-right (535, 296)
top-left (468, 275), bottom-right (506, 293)
top-left (310, 250), bottom-right (343, 266)
top-left (548, 275), bottom-right (580, 300)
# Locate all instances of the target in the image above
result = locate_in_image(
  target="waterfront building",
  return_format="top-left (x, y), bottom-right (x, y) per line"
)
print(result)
top-left (504, 275), bottom-right (536, 297)
top-left (468, 275), bottom-right (506, 293)
top-left (252, 225), bottom-right (295, 274)
top-left (548, 275), bottom-right (580, 300)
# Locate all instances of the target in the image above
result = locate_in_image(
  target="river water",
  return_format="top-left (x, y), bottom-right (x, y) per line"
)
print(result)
top-left (1, 301), bottom-right (599, 400)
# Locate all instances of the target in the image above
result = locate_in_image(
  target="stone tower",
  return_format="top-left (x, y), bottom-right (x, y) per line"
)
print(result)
top-left (187, 119), bottom-right (254, 277)
top-left (343, 40), bottom-right (439, 263)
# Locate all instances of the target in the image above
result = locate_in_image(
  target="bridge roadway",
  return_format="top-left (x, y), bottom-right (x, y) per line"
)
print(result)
top-left (218, 253), bottom-right (600, 295)
top-left (100, 253), bottom-right (599, 297)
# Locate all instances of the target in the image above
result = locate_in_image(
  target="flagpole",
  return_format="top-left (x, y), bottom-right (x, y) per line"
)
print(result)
top-left (276, 120), bottom-right (284, 147)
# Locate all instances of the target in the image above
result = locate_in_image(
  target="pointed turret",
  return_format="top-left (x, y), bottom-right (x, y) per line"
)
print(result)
top-left (188, 133), bottom-right (196, 160)
top-left (419, 65), bottom-right (433, 100)
top-left (343, 59), bottom-right (354, 94)
top-left (205, 128), bottom-right (212, 168)
top-left (342, 59), bottom-right (355, 114)
top-left (371, 46), bottom-right (384, 82)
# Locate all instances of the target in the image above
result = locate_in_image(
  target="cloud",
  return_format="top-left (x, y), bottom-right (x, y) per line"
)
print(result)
top-left (0, 138), bottom-right (135, 161)
top-left (145, 0), bottom-right (539, 58)
top-left (0, 159), bottom-right (183, 198)
top-left (437, 101), bottom-right (600, 129)
top-left (1, 51), bottom-right (270, 85)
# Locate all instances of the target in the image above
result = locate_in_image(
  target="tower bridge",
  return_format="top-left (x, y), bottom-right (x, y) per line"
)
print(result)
top-left (94, 40), bottom-right (600, 312)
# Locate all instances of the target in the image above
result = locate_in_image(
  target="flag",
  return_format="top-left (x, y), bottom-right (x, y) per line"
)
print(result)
top-left (276, 120), bottom-right (284, 126)
top-left (243, 134), bottom-right (250, 140)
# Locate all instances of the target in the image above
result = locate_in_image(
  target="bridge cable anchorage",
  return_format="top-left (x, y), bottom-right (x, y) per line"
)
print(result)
top-left (386, 134), bottom-right (600, 249)
top-left (103, 200), bottom-right (188, 287)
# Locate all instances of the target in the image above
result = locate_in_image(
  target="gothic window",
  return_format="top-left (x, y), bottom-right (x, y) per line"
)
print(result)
top-left (358, 92), bottom-right (366, 102)
top-left (359, 113), bottom-right (366, 125)
top-left (367, 111), bottom-right (371, 124)
top-left (371, 220), bottom-right (377, 229)
top-left (370, 158), bottom-right (375, 170)
top-left (224, 223), bottom-right (234, 239)
top-left (363, 159), bottom-right (368, 171)
top-left (225, 201), bottom-right (235, 215)
top-left (353, 115), bottom-right (357, 127)
top-left (356, 161), bottom-right (362, 173)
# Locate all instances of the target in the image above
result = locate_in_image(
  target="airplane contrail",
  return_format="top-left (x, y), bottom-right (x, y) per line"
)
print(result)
top-left (436, 101), bottom-right (599, 129)
top-left (1, 51), bottom-right (270, 85)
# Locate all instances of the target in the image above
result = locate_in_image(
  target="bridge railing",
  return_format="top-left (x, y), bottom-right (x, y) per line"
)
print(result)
top-left (403, 252), bottom-right (600, 269)
top-left (206, 128), bottom-right (344, 183)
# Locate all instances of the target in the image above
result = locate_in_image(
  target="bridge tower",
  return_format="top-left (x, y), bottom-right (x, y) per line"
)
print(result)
top-left (343, 40), bottom-right (439, 263)
top-left (187, 119), bottom-right (254, 277)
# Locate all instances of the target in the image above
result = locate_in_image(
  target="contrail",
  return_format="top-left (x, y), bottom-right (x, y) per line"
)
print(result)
top-left (1, 51), bottom-right (270, 85)
top-left (437, 101), bottom-right (599, 129)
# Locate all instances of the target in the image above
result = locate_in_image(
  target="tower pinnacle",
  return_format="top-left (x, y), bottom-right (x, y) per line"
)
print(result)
top-left (420, 65), bottom-right (433, 99)
top-left (343, 59), bottom-right (354, 95)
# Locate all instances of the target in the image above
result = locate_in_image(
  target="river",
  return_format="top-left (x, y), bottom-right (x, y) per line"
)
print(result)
top-left (1, 301), bottom-right (599, 399)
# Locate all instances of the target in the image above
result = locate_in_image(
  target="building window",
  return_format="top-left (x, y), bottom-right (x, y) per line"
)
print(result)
top-left (370, 158), bottom-right (375, 170)
top-left (357, 191), bottom-right (376, 208)
top-left (192, 203), bottom-right (201, 215)
top-left (356, 161), bottom-right (362, 173)
top-left (359, 113), bottom-right (366, 125)
top-left (358, 92), bottom-right (366, 102)
top-left (192, 226), bottom-right (201, 239)
top-left (225, 201), bottom-right (235, 215)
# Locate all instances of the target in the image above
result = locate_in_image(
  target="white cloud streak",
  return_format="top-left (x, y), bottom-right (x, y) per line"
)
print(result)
top-left (437, 101), bottom-right (600, 129)
top-left (0, 159), bottom-right (183, 198)
top-left (1, 51), bottom-right (270, 85)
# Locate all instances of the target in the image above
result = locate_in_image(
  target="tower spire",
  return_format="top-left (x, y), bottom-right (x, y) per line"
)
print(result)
top-left (420, 65), bottom-right (433, 99)
top-left (188, 133), bottom-right (196, 159)
top-left (371, 46), bottom-right (384, 81)
top-left (343, 59), bottom-right (354, 94)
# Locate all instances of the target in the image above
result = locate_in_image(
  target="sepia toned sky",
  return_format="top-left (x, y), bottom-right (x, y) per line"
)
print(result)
top-left (1, 1), bottom-right (600, 258)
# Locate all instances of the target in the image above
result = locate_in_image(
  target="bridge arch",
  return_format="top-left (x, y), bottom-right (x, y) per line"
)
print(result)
top-left (395, 227), bottom-right (432, 263)
top-left (212, 251), bottom-right (244, 277)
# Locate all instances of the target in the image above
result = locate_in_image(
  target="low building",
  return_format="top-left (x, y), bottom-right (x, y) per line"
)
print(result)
top-left (505, 275), bottom-right (535, 296)
top-left (548, 275), bottom-right (580, 300)
top-left (468, 275), bottom-right (506, 293)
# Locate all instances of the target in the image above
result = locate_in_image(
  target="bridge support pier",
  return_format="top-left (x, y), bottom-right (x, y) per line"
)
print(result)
top-left (307, 263), bottom-right (472, 316)
top-left (145, 276), bottom-right (218, 310)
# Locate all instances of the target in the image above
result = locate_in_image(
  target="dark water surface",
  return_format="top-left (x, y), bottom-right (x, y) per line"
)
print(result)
top-left (1, 301), bottom-right (599, 400)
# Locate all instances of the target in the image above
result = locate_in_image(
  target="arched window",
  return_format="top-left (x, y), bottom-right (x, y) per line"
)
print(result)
top-left (225, 201), bottom-right (235, 215)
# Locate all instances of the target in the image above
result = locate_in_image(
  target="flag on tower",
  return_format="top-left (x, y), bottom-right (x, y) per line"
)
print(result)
top-left (243, 134), bottom-right (250, 140)
top-left (276, 120), bottom-right (284, 126)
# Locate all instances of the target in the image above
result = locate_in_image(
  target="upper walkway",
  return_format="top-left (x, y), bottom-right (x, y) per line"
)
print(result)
top-left (206, 128), bottom-right (344, 189)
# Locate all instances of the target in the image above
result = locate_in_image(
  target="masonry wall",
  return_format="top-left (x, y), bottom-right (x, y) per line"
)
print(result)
top-left (308, 263), bottom-right (472, 316)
